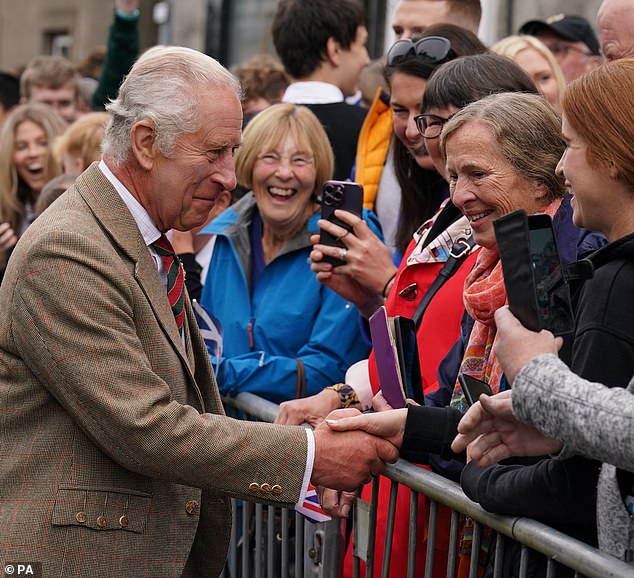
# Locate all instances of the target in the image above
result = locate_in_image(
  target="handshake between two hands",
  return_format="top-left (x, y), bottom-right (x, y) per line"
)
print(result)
top-left (307, 395), bottom-right (409, 518)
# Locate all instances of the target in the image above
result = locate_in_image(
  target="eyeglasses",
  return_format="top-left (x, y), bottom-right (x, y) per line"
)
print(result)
top-left (414, 113), bottom-right (456, 139)
top-left (547, 43), bottom-right (593, 58)
top-left (386, 36), bottom-right (453, 66)
top-left (256, 152), bottom-right (314, 168)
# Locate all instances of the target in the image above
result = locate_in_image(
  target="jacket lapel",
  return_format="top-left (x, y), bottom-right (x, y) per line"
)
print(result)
top-left (74, 163), bottom-right (206, 411)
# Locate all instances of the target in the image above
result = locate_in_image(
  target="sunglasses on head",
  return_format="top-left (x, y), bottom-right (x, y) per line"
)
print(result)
top-left (386, 36), bottom-right (453, 66)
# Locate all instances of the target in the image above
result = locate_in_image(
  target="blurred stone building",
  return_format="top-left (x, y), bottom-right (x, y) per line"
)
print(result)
top-left (0, 0), bottom-right (603, 74)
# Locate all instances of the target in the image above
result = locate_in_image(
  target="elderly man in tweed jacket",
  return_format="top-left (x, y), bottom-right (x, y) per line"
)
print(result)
top-left (0, 46), bottom-right (397, 578)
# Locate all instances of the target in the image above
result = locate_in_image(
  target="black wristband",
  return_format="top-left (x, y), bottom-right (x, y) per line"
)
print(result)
top-left (382, 272), bottom-right (397, 298)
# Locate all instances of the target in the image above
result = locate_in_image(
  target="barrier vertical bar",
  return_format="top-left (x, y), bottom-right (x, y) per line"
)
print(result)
top-left (366, 477), bottom-right (380, 578)
top-left (381, 480), bottom-right (400, 578)
top-left (242, 503), bottom-right (250, 578)
top-left (267, 505), bottom-right (275, 578)
top-left (255, 503), bottom-right (263, 578)
top-left (493, 532), bottom-right (505, 578)
top-left (468, 521), bottom-right (482, 578)
top-left (424, 500), bottom-right (438, 578)
top-left (519, 544), bottom-right (529, 578)
top-left (281, 508), bottom-right (289, 578)
top-left (295, 512), bottom-right (304, 578)
top-left (446, 510), bottom-right (460, 578)
top-left (407, 490), bottom-right (418, 578)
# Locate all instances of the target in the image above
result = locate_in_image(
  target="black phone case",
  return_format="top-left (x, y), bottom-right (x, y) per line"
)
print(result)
top-left (494, 210), bottom-right (541, 331)
top-left (393, 316), bottom-right (425, 406)
top-left (494, 209), bottom-right (574, 335)
top-left (320, 180), bottom-right (363, 266)
top-left (458, 373), bottom-right (493, 407)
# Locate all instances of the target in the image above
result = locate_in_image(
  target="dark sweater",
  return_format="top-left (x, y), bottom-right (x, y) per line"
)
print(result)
top-left (460, 231), bottom-right (634, 545)
top-left (303, 102), bottom-right (366, 181)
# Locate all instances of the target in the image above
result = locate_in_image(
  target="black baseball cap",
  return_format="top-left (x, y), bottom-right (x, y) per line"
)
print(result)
top-left (519, 14), bottom-right (601, 56)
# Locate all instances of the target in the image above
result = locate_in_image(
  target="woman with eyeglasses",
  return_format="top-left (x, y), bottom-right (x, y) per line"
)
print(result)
top-left (356, 24), bottom-right (487, 260)
top-left (197, 103), bottom-right (381, 404)
top-left (283, 53), bottom-right (600, 577)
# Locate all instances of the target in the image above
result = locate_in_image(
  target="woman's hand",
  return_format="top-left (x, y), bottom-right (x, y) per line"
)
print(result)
top-left (326, 407), bottom-right (408, 449)
top-left (0, 222), bottom-right (18, 254)
top-left (493, 307), bottom-right (563, 383)
top-left (311, 210), bottom-right (396, 316)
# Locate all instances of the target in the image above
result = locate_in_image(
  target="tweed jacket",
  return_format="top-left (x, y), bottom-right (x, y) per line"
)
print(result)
top-left (0, 163), bottom-right (308, 578)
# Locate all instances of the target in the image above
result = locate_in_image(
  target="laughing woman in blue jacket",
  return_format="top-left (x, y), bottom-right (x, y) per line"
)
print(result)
top-left (199, 103), bottom-right (380, 404)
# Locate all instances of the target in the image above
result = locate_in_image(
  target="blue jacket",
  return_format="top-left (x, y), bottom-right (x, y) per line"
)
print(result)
top-left (200, 193), bottom-right (381, 404)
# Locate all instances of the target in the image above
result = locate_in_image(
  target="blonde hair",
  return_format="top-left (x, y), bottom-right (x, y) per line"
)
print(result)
top-left (54, 112), bottom-right (110, 171)
top-left (0, 103), bottom-right (65, 233)
top-left (235, 103), bottom-right (334, 195)
top-left (492, 35), bottom-right (566, 107)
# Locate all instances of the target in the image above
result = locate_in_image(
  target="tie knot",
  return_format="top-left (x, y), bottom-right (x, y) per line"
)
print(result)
top-left (152, 234), bottom-right (176, 257)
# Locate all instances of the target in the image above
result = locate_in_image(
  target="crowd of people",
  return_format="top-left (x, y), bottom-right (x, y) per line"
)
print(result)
top-left (1, 0), bottom-right (634, 576)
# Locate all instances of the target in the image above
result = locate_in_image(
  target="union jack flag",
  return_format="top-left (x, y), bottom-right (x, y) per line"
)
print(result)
top-left (295, 484), bottom-right (331, 523)
top-left (192, 300), bottom-right (223, 369)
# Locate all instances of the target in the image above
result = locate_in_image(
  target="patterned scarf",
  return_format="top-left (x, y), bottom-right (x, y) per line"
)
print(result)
top-left (450, 199), bottom-right (563, 413)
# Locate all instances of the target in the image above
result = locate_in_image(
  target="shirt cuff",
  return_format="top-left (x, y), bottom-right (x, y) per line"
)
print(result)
top-left (295, 427), bottom-right (314, 510)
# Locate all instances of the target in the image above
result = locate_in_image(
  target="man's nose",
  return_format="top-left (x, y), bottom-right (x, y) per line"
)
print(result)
top-left (216, 151), bottom-right (237, 191)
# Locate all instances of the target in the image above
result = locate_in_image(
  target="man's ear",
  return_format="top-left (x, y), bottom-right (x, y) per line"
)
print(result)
top-left (325, 36), bottom-right (341, 67)
top-left (130, 121), bottom-right (157, 170)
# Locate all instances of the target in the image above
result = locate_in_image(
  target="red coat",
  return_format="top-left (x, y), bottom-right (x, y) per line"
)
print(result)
top-left (344, 234), bottom-right (479, 578)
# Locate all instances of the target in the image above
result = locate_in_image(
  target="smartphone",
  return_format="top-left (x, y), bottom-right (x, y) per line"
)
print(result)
top-left (393, 316), bottom-right (425, 405)
top-left (527, 214), bottom-right (575, 336)
top-left (320, 180), bottom-right (364, 266)
top-left (458, 373), bottom-right (493, 407)
top-left (494, 210), bottom-right (574, 336)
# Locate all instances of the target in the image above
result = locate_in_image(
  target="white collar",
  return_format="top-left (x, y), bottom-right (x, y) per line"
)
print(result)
top-left (98, 159), bottom-right (162, 247)
top-left (282, 81), bottom-right (344, 104)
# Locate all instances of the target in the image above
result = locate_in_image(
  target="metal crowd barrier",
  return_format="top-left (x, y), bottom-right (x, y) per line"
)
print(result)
top-left (221, 392), bottom-right (634, 578)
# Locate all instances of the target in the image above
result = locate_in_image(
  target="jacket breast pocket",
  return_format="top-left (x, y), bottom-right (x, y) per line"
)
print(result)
top-left (51, 486), bottom-right (152, 534)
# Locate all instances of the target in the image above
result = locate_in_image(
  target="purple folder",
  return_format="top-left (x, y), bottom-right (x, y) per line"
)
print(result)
top-left (369, 306), bottom-right (406, 409)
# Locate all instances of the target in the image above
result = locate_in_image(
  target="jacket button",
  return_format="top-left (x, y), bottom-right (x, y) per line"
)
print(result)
top-left (185, 500), bottom-right (199, 515)
top-left (260, 483), bottom-right (271, 493)
top-left (271, 484), bottom-right (282, 496)
top-left (249, 482), bottom-right (260, 493)
top-left (119, 514), bottom-right (129, 528)
top-left (96, 515), bottom-right (107, 528)
top-left (75, 511), bottom-right (87, 524)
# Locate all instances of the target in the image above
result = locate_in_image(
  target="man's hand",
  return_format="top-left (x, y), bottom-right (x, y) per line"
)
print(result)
top-left (316, 486), bottom-right (356, 518)
top-left (275, 388), bottom-right (340, 426)
top-left (451, 392), bottom-right (563, 466)
top-left (494, 307), bottom-right (563, 383)
top-left (325, 407), bottom-right (408, 448)
top-left (311, 409), bottom-right (399, 491)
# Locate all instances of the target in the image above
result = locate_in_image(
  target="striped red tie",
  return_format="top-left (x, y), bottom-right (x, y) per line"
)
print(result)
top-left (151, 235), bottom-right (186, 330)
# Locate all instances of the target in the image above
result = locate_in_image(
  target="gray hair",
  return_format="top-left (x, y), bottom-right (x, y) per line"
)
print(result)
top-left (102, 45), bottom-right (241, 166)
top-left (441, 92), bottom-right (566, 201)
